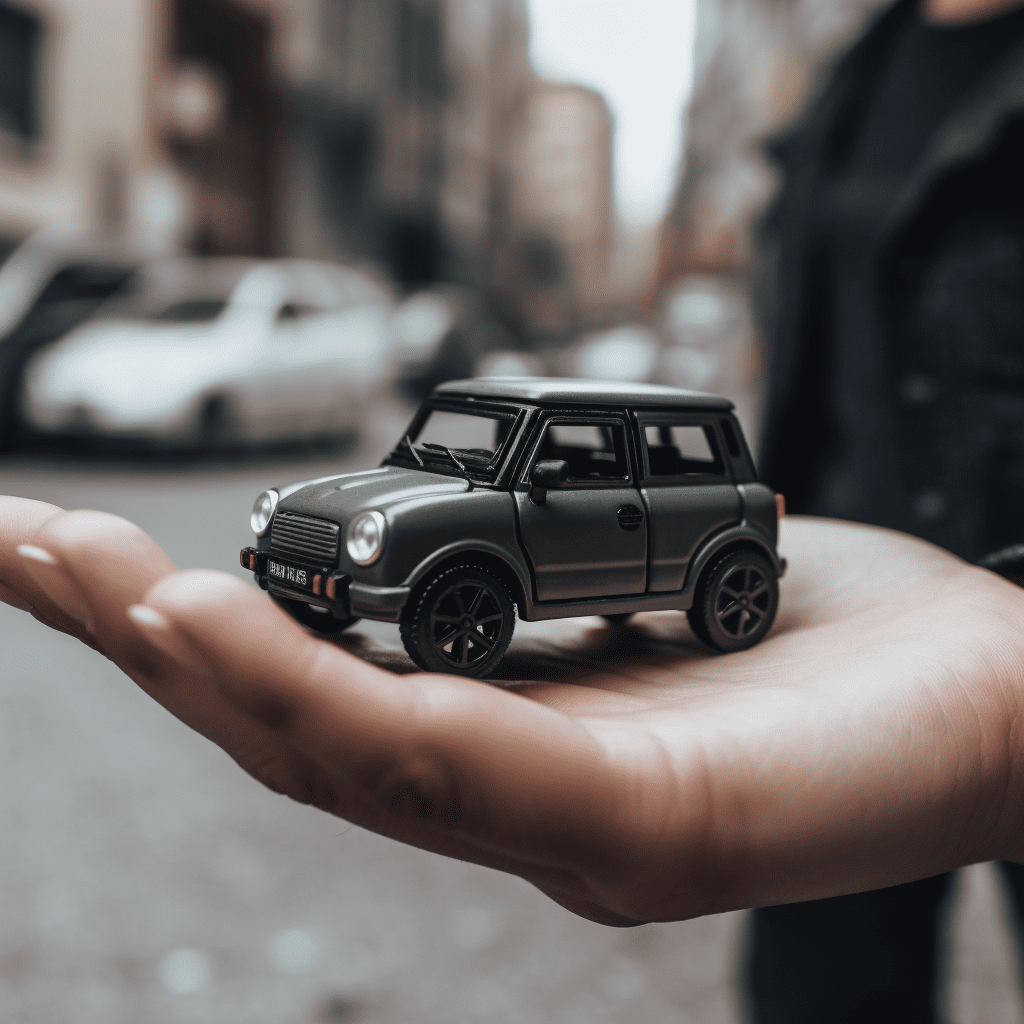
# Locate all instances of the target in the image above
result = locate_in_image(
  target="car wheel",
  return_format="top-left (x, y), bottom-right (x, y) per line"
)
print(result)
top-left (272, 595), bottom-right (360, 635)
top-left (601, 613), bottom-right (633, 625)
top-left (400, 565), bottom-right (515, 677)
top-left (688, 549), bottom-right (778, 653)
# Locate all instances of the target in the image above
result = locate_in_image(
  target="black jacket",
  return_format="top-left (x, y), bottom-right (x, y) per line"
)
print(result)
top-left (756, 0), bottom-right (1024, 560)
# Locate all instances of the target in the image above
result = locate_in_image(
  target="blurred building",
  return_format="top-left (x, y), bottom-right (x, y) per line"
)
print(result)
top-left (0, 0), bottom-right (623, 346)
top-left (658, 0), bottom-right (887, 283)
top-left (497, 82), bottom-right (614, 338)
top-left (0, 0), bottom-right (315, 255)
top-left (0, 0), bottom-right (158, 247)
top-left (289, 0), bottom-right (534, 294)
top-left (0, 1), bottom-right (534, 271)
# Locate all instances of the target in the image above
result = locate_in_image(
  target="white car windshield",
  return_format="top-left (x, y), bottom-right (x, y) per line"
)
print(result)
top-left (96, 259), bottom-right (252, 324)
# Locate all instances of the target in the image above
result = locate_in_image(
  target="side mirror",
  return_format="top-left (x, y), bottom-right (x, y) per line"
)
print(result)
top-left (529, 459), bottom-right (568, 505)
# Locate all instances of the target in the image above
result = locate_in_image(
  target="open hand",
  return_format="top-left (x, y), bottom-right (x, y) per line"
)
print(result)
top-left (4, 495), bottom-right (1024, 926)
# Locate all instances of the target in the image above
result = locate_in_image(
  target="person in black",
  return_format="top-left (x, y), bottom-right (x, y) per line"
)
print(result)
top-left (750, 0), bottom-right (1024, 1019)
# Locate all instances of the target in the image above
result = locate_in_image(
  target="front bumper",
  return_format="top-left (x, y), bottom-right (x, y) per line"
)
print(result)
top-left (240, 547), bottom-right (410, 623)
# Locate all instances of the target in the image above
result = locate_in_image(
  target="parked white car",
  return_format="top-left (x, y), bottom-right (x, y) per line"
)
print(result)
top-left (20, 257), bottom-right (395, 446)
top-left (0, 229), bottom-right (166, 442)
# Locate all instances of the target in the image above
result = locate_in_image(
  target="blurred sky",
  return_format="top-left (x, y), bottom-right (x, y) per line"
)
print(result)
top-left (527, 0), bottom-right (698, 226)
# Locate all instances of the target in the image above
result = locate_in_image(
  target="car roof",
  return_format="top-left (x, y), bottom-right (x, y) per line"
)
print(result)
top-left (434, 376), bottom-right (735, 409)
top-left (95, 256), bottom-right (394, 321)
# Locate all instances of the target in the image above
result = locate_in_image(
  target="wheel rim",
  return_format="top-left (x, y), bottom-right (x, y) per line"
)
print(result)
top-left (713, 562), bottom-right (771, 639)
top-left (429, 580), bottom-right (505, 669)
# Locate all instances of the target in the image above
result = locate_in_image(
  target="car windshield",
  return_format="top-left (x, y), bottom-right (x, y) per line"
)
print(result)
top-left (95, 259), bottom-right (252, 324)
top-left (387, 405), bottom-right (516, 482)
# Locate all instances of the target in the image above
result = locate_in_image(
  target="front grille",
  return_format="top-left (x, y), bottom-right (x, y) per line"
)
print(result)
top-left (270, 511), bottom-right (340, 564)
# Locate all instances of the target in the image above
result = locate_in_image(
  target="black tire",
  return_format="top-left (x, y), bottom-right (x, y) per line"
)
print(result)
top-left (272, 595), bottom-right (360, 635)
top-left (601, 613), bottom-right (633, 625)
top-left (400, 564), bottom-right (515, 677)
top-left (687, 549), bottom-right (778, 653)
top-left (198, 395), bottom-right (234, 451)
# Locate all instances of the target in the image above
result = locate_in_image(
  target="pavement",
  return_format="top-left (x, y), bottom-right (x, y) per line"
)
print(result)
top-left (1, 396), bottom-right (1022, 1023)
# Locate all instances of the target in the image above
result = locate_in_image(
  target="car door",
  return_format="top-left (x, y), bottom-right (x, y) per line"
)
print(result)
top-left (255, 299), bottom-right (340, 436)
top-left (514, 414), bottom-right (647, 601)
top-left (637, 415), bottom-right (742, 592)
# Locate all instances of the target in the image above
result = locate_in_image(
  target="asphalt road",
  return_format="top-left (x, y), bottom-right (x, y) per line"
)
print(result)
top-left (1, 398), bottom-right (1022, 1023)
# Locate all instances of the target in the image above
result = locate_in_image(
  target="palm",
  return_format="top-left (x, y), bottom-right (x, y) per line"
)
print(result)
top-left (4, 497), bottom-right (1024, 926)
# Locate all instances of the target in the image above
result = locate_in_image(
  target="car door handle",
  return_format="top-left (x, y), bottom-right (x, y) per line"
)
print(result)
top-left (616, 504), bottom-right (644, 531)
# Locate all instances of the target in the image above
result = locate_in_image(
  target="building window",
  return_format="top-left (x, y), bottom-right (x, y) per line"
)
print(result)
top-left (0, 2), bottom-right (43, 144)
top-left (397, 0), bottom-right (446, 102)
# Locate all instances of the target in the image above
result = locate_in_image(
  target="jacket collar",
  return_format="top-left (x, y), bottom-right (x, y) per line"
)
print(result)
top-left (883, 29), bottom-right (1024, 239)
top-left (769, 0), bottom-right (1024, 240)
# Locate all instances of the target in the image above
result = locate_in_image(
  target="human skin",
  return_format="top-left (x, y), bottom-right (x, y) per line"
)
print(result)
top-left (3, 494), bottom-right (1024, 926)
top-left (925, 0), bottom-right (1024, 23)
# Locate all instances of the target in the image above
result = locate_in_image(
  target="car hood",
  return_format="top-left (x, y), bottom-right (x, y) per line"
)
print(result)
top-left (279, 465), bottom-right (471, 520)
top-left (26, 320), bottom-right (233, 404)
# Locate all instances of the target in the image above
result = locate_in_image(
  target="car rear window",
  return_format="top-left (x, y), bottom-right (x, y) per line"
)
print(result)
top-left (644, 423), bottom-right (724, 477)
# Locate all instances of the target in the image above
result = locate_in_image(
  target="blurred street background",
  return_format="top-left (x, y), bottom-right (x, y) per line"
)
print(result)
top-left (3, 0), bottom-right (1024, 1020)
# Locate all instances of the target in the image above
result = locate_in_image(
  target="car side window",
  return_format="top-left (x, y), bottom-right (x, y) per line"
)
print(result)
top-left (533, 420), bottom-right (630, 483)
top-left (643, 423), bottom-right (724, 478)
top-left (38, 264), bottom-right (135, 304)
top-left (154, 299), bottom-right (227, 323)
top-left (276, 302), bottom-right (325, 322)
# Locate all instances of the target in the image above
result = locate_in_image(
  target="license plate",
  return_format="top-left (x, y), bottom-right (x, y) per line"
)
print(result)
top-left (266, 558), bottom-right (313, 590)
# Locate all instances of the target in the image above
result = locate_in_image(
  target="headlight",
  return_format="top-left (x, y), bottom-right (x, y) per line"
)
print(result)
top-left (251, 489), bottom-right (279, 536)
top-left (347, 510), bottom-right (386, 565)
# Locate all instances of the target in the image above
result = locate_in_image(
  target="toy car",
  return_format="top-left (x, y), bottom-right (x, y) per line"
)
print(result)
top-left (241, 377), bottom-right (785, 677)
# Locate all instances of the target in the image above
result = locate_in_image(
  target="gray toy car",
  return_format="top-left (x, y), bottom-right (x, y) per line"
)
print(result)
top-left (241, 377), bottom-right (785, 677)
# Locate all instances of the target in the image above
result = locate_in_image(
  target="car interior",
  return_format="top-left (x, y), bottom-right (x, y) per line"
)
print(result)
top-left (644, 423), bottom-right (724, 477)
top-left (535, 421), bottom-right (629, 481)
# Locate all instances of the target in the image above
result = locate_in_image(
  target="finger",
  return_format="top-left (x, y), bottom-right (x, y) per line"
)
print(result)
top-left (0, 497), bottom-right (107, 649)
top-left (531, 882), bottom-right (643, 927)
top-left (0, 495), bottom-right (65, 610)
top-left (0, 580), bottom-right (32, 611)
top-left (129, 588), bottom-right (656, 915)
top-left (21, 509), bottom-right (175, 651)
top-left (124, 602), bottom-right (345, 811)
top-left (25, 510), bottom-right (342, 806)
top-left (29, 603), bottom-right (112, 658)
top-left (138, 571), bottom-right (675, 905)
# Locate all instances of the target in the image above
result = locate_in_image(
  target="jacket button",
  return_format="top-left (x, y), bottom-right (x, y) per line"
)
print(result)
top-left (912, 488), bottom-right (948, 522)
top-left (899, 374), bottom-right (937, 406)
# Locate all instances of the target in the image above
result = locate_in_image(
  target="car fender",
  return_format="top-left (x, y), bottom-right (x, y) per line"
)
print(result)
top-left (403, 538), bottom-right (533, 611)
top-left (682, 522), bottom-right (784, 596)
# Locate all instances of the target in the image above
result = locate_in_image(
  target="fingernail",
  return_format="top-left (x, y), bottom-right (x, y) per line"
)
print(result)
top-left (17, 544), bottom-right (55, 565)
top-left (18, 544), bottom-right (94, 632)
top-left (128, 604), bottom-right (211, 676)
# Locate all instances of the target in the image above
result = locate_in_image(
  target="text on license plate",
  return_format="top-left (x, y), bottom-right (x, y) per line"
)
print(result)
top-left (268, 560), bottom-right (309, 587)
